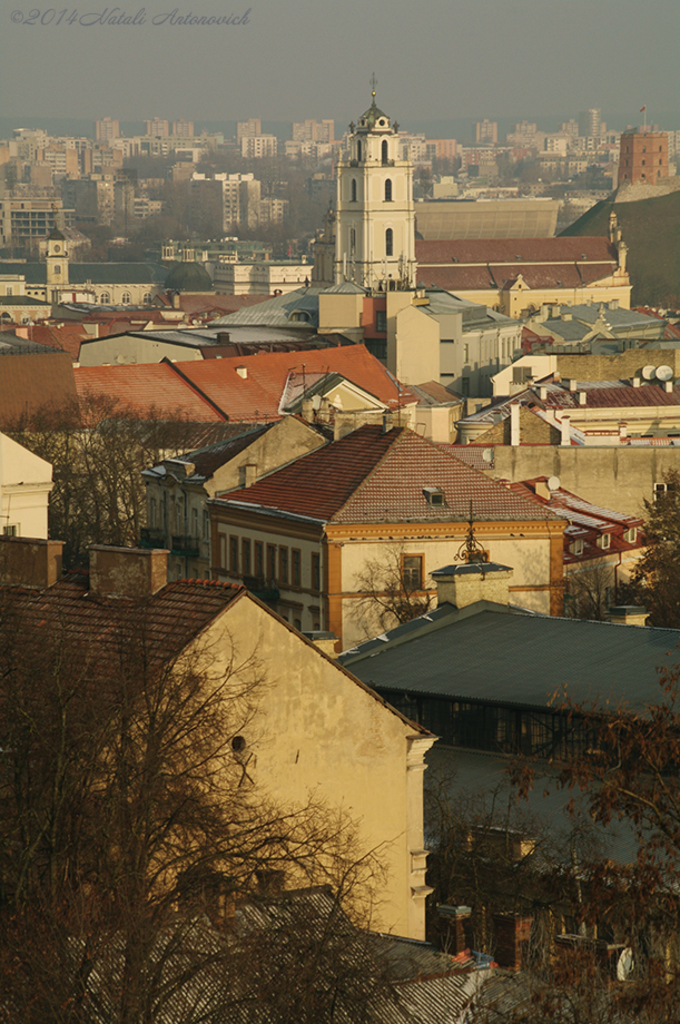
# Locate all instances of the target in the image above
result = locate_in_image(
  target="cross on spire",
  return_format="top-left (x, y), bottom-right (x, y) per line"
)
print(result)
top-left (370, 72), bottom-right (378, 102)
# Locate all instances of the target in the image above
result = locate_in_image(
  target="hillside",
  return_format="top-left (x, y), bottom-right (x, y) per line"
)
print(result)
top-left (560, 190), bottom-right (680, 307)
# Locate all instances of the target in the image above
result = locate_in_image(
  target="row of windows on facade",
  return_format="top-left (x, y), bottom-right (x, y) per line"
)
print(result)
top-left (385, 691), bottom-right (597, 761)
top-left (219, 534), bottom-right (322, 592)
top-left (350, 178), bottom-right (393, 202)
top-left (349, 227), bottom-right (394, 256)
top-left (148, 500), bottom-right (209, 540)
top-left (567, 527), bottom-right (638, 556)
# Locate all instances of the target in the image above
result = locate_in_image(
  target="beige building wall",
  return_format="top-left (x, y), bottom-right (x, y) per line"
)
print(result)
top-left (197, 593), bottom-right (434, 939)
top-left (388, 301), bottom-right (440, 385)
top-left (488, 445), bottom-right (680, 517)
top-left (335, 524), bottom-right (563, 647)
top-left (0, 432), bottom-right (53, 539)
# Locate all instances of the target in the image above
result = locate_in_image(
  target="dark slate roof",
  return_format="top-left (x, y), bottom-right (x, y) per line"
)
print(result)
top-left (0, 262), bottom-right (167, 285)
top-left (216, 426), bottom-right (561, 525)
top-left (340, 606), bottom-right (680, 711)
top-left (144, 424), bottom-right (276, 484)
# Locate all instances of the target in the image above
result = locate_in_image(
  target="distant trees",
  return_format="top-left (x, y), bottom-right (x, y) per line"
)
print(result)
top-left (8, 396), bottom-right (196, 568)
top-left (629, 469), bottom-right (680, 628)
top-left (0, 592), bottom-right (384, 1022)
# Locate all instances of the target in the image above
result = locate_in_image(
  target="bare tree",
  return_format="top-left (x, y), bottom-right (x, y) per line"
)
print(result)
top-left (0, 590), bottom-right (384, 1022)
top-left (352, 544), bottom-right (434, 640)
top-left (563, 559), bottom-right (616, 621)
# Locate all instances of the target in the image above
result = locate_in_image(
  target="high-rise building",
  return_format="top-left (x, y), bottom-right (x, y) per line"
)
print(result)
top-left (95, 118), bottom-right (120, 142)
top-left (145, 118), bottom-right (170, 137)
top-left (578, 109), bottom-right (602, 139)
top-left (619, 129), bottom-right (668, 185)
top-left (237, 118), bottom-right (262, 142)
top-left (292, 119), bottom-right (335, 144)
top-left (171, 119), bottom-right (194, 138)
top-left (475, 120), bottom-right (498, 145)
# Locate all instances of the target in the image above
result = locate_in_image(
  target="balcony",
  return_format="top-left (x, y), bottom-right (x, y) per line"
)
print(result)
top-left (243, 575), bottom-right (280, 605)
top-left (140, 527), bottom-right (166, 549)
top-left (171, 534), bottom-right (200, 558)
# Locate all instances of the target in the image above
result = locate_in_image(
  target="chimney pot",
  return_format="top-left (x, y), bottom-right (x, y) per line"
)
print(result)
top-left (578, 391), bottom-right (587, 405)
top-left (569, 379), bottom-right (578, 392)
top-left (236, 364), bottom-right (247, 379)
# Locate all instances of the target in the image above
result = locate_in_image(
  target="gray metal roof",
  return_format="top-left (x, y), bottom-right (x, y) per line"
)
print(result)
top-left (426, 744), bottom-right (638, 866)
top-left (209, 287), bottom-right (324, 328)
top-left (341, 607), bottom-right (680, 711)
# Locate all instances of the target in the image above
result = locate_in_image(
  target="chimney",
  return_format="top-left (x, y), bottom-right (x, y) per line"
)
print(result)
top-left (619, 421), bottom-right (628, 441)
top-left (510, 403), bottom-right (520, 446)
top-left (89, 546), bottom-right (168, 600)
top-left (560, 413), bottom-right (571, 447)
top-left (382, 411), bottom-right (394, 434)
top-left (240, 463), bottom-right (257, 488)
top-left (172, 291), bottom-right (180, 309)
top-left (302, 630), bottom-right (339, 657)
top-left (0, 536), bottom-right (63, 589)
top-left (217, 331), bottom-right (230, 344)
top-left (535, 479), bottom-right (551, 501)
top-left (578, 391), bottom-right (587, 406)
top-left (437, 905), bottom-right (473, 955)
top-left (606, 605), bottom-right (648, 627)
top-left (665, 380), bottom-right (673, 393)
top-left (539, 385), bottom-right (547, 401)
top-left (632, 376), bottom-right (641, 387)
top-left (301, 397), bottom-right (315, 423)
top-left (432, 562), bottom-right (513, 610)
top-left (493, 914), bottom-right (533, 971)
top-left (235, 365), bottom-right (248, 379)
top-left (569, 379), bottom-right (578, 392)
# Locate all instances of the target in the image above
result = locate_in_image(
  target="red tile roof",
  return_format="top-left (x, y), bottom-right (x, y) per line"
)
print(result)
top-left (416, 237), bottom-right (618, 265)
top-left (0, 351), bottom-right (78, 428)
top-left (5, 572), bottom-right (245, 667)
top-left (217, 425), bottom-right (563, 524)
top-left (75, 362), bottom-right (227, 421)
top-left (75, 346), bottom-right (412, 423)
top-left (542, 383), bottom-right (680, 409)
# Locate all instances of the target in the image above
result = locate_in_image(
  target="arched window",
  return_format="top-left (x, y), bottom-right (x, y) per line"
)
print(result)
top-left (53, 264), bottom-right (61, 275)
top-left (351, 178), bottom-right (357, 202)
top-left (99, 292), bottom-right (110, 304)
top-left (384, 179), bottom-right (392, 202)
top-left (385, 228), bottom-right (393, 257)
top-left (121, 292), bottom-right (131, 304)
top-left (357, 140), bottom-right (362, 162)
top-left (382, 140), bottom-right (388, 164)
top-left (142, 292), bottom-right (152, 304)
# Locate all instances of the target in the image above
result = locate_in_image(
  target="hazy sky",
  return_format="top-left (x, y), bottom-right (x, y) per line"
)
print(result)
top-left (2, 0), bottom-right (679, 129)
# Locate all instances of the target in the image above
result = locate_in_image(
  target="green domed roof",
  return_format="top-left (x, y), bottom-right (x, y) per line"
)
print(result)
top-left (357, 99), bottom-right (391, 132)
top-left (164, 261), bottom-right (212, 292)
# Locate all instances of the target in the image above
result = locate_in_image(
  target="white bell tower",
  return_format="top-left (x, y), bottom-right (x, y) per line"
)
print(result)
top-left (45, 226), bottom-right (69, 302)
top-left (335, 77), bottom-right (416, 291)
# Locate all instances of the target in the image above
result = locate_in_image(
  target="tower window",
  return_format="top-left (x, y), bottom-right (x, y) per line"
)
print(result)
top-left (357, 140), bottom-right (362, 161)
top-left (53, 265), bottom-right (61, 275)
top-left (385, 228), bottom-right (393, 257)
top-left (351, 178), bottom-right (357, 202)
top-left (384, 178), bottom-right (392, 202)
top-left (350, 228), bottom-right (356, 251)
top-left (382, 140), bottom-right (388, 164)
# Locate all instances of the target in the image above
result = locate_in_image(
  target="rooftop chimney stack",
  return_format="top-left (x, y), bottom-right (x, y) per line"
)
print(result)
top-left (89, 546), bottom-right (168, 600)
top-left (432, 562), bottom-right (513, 610)
top-left (0, 536), bottom-right (63, 589)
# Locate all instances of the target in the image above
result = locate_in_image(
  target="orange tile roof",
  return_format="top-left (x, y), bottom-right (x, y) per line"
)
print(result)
top-left (0, 351), bottom-right (78, 428)
top-left (74, 346), bottom-right (411, 423)
top-left (217, 425), bottom-right (563, 524)
top-left (75, 362), bottom-right (227, 421)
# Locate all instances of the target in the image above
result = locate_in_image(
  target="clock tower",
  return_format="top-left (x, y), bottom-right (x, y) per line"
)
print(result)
top-left (334, 81), bottom-right (416, 291)
top-left (45, 226), bottom-right (69, 302)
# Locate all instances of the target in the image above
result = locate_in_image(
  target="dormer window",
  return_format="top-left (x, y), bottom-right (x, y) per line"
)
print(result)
top-left (569, 539), bottom-right (584, 556)
top-left (623, 527), bottom-right (638, 544)
top-left (598, 534), bottom-right (611, 550)
top-left (423, 486), bottom-right (445, 507)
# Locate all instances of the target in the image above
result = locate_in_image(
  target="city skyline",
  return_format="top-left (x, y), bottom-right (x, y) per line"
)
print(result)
top-left (1, 0), bottom-right (679, 126)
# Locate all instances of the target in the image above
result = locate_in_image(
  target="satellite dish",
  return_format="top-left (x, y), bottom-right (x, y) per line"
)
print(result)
top-left (482, 448), bottom-right (494, 464)
top-left (641, 365), bottom-right (656, 380)
top-left (657, 365), bottom-right (673, 382)
top-left (617, 947), bottom-right (634, 982)
top-left (548, 476), bottom-right (561, 491)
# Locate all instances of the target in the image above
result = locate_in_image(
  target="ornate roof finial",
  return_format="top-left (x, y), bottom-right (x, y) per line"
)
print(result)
top-left (453, 503), bottom-right (489, 566)
top-left (370, 72), bottom-right (378, 104)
